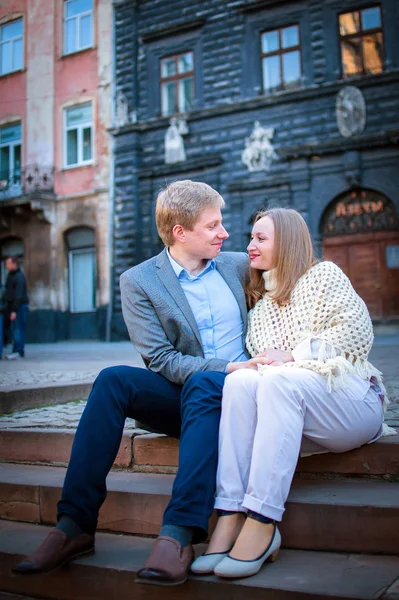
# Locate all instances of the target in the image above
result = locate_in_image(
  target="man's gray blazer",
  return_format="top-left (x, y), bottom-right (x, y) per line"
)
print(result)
top-left (120, 248), bottom-right (249, 386)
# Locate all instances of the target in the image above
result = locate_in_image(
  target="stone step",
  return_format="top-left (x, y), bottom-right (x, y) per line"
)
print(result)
top-left (1, 427), bottom-right (398, 477)
top-left (133, 431), bottom-right (399, 477)
top-left (1, 463), bottom-right (399, 554)
top-left (1, 521), bottom-right (399, 600)
top-left (0, 593), bottom-right (41, 600)
top-left (0, 383), bottom-right (93, 416)
top-left (0, 428), bottom-right (135, 469)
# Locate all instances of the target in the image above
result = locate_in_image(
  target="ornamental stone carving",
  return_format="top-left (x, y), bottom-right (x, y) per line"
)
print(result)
top-left (242, 121), bottom-right (277, 172)
top-left (335, 86), bottom-right (366, 138)
top-left (165, 117), bottom-right (188, 164)
top-left (114, 89), bottom-right (129, 128)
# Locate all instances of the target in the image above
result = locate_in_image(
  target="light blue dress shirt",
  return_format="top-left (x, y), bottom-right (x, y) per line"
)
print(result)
top-left (167, 251), bottom-right (247, 363)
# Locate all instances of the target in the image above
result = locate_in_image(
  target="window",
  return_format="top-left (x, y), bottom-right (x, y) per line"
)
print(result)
top-left (160, 51), bottom-right (194, 116)
top-left (66, 227), bottom-right (96, 312)
top-left (64, 0), bottom-right (93, 55)
top-left (261, 25), bottom-right (301, 94)
top-left (339, 5), bottom-right (384, 77)
top-left (0, 123), bottom-right (22, 190)
top-left (0, 18), bottom-right (23, 75)
top-left (64, 103), bottom-right (93, 167)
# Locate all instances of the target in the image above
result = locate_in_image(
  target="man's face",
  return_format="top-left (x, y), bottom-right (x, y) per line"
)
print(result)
top-left (5, 258), bottom-right (17, 272)
top-left (182, 207), bottom-right (229, 260)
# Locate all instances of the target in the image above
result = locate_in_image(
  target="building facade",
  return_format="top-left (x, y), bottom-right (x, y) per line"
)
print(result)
top-left (111, 0), bottom-right (399, 338)
top-left (0, 0), bottom-right (113, 341)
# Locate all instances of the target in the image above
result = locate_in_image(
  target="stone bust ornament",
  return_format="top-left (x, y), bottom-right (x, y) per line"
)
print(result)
top-left (336, 86), bottom-right (366, 138)
top-left (165, 117), bottom-right (187, 164)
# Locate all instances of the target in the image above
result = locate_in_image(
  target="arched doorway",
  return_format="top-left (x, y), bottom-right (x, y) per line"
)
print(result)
top-left (321, 189), bottom-right (399, 320)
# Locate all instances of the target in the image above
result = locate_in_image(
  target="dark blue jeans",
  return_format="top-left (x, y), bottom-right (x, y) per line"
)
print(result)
top-left (58, 366), bottom-right (226, 543)
top-left (12, 303), bottom-right (29, 357)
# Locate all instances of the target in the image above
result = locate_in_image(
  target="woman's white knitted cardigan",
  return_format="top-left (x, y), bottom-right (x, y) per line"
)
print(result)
top-left (246, 261), bottom-right (396, 436)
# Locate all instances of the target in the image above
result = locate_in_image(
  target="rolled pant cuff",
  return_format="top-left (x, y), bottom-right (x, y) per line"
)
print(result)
top-left (214, 497), bottom-right (247, 513)
top-left (242, 494), bottom-right (284, 522)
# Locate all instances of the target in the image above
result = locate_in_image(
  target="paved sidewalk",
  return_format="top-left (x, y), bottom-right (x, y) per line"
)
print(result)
top-left (0, 342), bottom-right (145, 390)
top-left (0, 336), bottom-right (398, 427)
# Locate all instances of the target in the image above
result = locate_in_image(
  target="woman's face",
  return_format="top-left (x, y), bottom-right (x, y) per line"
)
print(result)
top-left (247, 215), bottom-right (275, 271)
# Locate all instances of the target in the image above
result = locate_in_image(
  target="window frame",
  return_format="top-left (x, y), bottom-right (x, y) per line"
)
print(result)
top-left (338, 4), bottom-right (384, 78)
top-left (260, 23), bottom-right (302, 94)
top-left (63, 102), bottom-right (94, 169)
top-left (68, 246), bottom-right (96, 313)
top-left (63, 0), bottom-right (94, 56)
top-left (159, 51), bottom-right (195, 117)
top-left (0, 17), bottom-right (24, 76)
top-left (0, 122), bottom-right (22, 188)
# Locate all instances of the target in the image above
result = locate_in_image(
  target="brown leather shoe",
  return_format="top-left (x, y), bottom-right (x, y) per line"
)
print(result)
top-left (12, 529), bottom-right (95, 574)
top-left (136, 536), bottom-right (194, 586)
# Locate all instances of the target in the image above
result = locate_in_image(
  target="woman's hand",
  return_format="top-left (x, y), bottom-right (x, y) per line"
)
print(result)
top-left (226, 349), bottom-right (294, 373)
top-left (226, 356), bottom-right (273, 373)
top-left (256, 348), bottom-right (294, 364)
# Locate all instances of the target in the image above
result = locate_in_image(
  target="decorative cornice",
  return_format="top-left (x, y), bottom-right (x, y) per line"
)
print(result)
top-left (138, 154), bottom-right (222, 178)
top-left (110, 70), bottom-right (399, 135)
top-left (238, 0), bottom-right (293, 13)
top-left (228, 175), bottom-right (290, 192)
top-left (112, 0), bottom-right (137, 6)
top-left (279, 130), bottom-right (399, 160)
top-left (141, 18), bottom-right (206, 43)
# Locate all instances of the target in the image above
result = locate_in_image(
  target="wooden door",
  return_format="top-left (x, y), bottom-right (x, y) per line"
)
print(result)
top-left (381, 239), bottom-right (399, 318)
top-left (348, 242), bottom-right (382, 319)
top-left (322, 245), bottom-right (350, 278)
top-left (323, 231), bottom-right (399, 320)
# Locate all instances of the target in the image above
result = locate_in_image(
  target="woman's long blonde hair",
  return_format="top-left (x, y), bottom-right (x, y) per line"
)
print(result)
top-left (246, 208), bottom-right (317, 308)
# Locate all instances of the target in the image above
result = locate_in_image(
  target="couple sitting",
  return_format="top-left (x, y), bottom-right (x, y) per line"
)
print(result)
top-left (14, 180), bottom-right (390, 584)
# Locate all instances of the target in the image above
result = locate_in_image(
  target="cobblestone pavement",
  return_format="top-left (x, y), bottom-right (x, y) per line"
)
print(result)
top-left (0, 342), bottom-right (144, 390)
top-left (0, 400), bottom-right (138, 430)
top-left (0, 337), bottom-right (398, 428)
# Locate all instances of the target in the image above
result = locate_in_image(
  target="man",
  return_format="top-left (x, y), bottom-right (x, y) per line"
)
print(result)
top-left (0, 280), bottom-right (5, 359)
top-left (13, 180), bottom-right (266, 584)
top-left (4, 256), bottom-right (29, 360)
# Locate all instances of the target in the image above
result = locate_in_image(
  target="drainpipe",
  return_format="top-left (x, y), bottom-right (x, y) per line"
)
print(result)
top-left (105, 4), bottom-right (116, 342)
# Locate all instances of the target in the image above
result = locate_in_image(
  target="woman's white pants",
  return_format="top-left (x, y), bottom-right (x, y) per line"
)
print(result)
top-left (214, 367), bottom-right (383, 521)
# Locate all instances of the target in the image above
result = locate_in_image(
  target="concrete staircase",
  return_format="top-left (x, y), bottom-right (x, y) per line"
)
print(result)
top-left (1, 426), bottom-right (399, 599)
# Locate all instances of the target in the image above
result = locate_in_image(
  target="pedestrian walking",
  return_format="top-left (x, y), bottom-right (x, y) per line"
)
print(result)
top-left (0, 281), bottom-right (6, 358)
top-left (4, 255), bottom-right (29, 359)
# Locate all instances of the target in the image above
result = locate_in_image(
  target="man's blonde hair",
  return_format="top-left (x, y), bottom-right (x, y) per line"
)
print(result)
top-left (156, 180), bottom-right (225, 247)
top-left (246, 208), bottom-right (317, 308)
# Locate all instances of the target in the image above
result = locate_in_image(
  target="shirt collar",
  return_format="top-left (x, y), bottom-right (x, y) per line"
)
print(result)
top-left (166, 248), bottom-right (215, 279)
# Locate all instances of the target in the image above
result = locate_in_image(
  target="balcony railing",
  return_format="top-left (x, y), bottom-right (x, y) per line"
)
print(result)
top-left (0, 164), bottom-right (54, 201)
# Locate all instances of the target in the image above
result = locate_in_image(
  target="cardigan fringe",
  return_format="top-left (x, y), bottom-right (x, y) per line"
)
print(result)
top-left (248, 261), bottom-right (396, 437)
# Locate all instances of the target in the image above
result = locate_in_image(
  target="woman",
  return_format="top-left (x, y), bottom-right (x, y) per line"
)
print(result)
top-left (191, 208), bottom-right (394, 579)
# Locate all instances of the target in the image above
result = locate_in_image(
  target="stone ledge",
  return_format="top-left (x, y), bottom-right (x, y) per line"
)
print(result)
top-left (0, 383), bottom-right (93, 416)
top-left (141, 18), bottom-right (206, 43)
top-left (137, 154), bottom-right (223, 178)
top-left (111, 70), bottom-right (399, 134)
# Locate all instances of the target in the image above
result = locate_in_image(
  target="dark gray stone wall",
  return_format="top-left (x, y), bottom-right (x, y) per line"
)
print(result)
top-left (111, 0), bottom-right (399, 338)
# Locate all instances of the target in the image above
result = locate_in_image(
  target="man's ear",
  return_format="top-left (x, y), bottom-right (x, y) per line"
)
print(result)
top-left (172, 224), bottom-right (185, 243)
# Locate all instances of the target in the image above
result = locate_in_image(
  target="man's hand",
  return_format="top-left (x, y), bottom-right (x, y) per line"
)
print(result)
top-left (9, 312), bottom-right (16, 321)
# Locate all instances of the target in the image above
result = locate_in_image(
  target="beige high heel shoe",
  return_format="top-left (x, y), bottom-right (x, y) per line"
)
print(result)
top-left (214, 525), bottom-right (281, 579)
